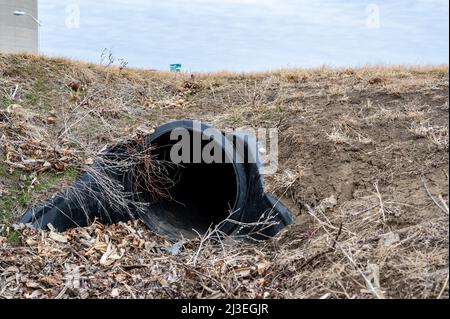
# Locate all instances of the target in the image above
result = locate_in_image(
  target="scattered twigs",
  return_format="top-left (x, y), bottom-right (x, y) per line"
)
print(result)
top-left (304, 203), bottom-right (385, 299)
top-left (422, 177), bottom-right (449, 215)
top-left (374, 181), bottom-right (387, 222)
top-left (437, 272), bottom-right (449, 299)
top-left (11, 84), bottom-right (19, 99)
top-left (332, 223), bottom-right (343, 250)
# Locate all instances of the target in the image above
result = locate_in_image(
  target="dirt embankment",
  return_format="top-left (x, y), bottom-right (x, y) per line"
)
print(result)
top-left (0, 54), bottom-right (448, 299)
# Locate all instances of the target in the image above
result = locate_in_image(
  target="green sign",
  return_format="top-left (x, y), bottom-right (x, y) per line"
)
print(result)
top-left (170, 64), bottom-right (182, 72)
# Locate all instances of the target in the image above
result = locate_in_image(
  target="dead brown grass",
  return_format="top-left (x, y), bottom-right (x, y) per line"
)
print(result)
top-left (0, 53), bottom-right (448, 299)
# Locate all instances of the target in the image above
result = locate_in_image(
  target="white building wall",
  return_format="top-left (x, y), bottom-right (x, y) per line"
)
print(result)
top-left (0, 0), bottom-right (38, 54)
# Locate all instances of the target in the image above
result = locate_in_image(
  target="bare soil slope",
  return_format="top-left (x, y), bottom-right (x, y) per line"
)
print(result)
top-left (0, 54), bottom-right (448, 298)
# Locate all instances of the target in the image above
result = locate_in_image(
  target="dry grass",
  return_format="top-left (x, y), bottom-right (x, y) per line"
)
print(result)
top-left (1, 191), bottom-right (447, 299)
top-left (327, 122), bottom-right (373, 146)
top-left (409, 121), bottom-right (449, 150)
top-left (0, 53), bottom-right (448, 299)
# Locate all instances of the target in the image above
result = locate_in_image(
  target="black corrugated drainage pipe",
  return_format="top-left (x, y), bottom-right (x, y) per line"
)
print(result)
top-left (20, 120), bottom-right (292, 240)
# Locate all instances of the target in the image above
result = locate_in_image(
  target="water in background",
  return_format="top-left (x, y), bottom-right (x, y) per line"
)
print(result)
top-left (39, 0), bottom-right (449, 71)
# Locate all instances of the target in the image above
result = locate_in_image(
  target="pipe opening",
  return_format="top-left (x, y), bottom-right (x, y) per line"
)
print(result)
top-left (140, 130), bottom-right (239, 238)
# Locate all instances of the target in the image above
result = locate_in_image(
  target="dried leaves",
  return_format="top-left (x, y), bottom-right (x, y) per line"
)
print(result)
top-left (0, 104), bottom-right (75, 173)
top-left (0, 194), bottom-right (447, 299)
top-left (0, 221), bottom-right (287, 299)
